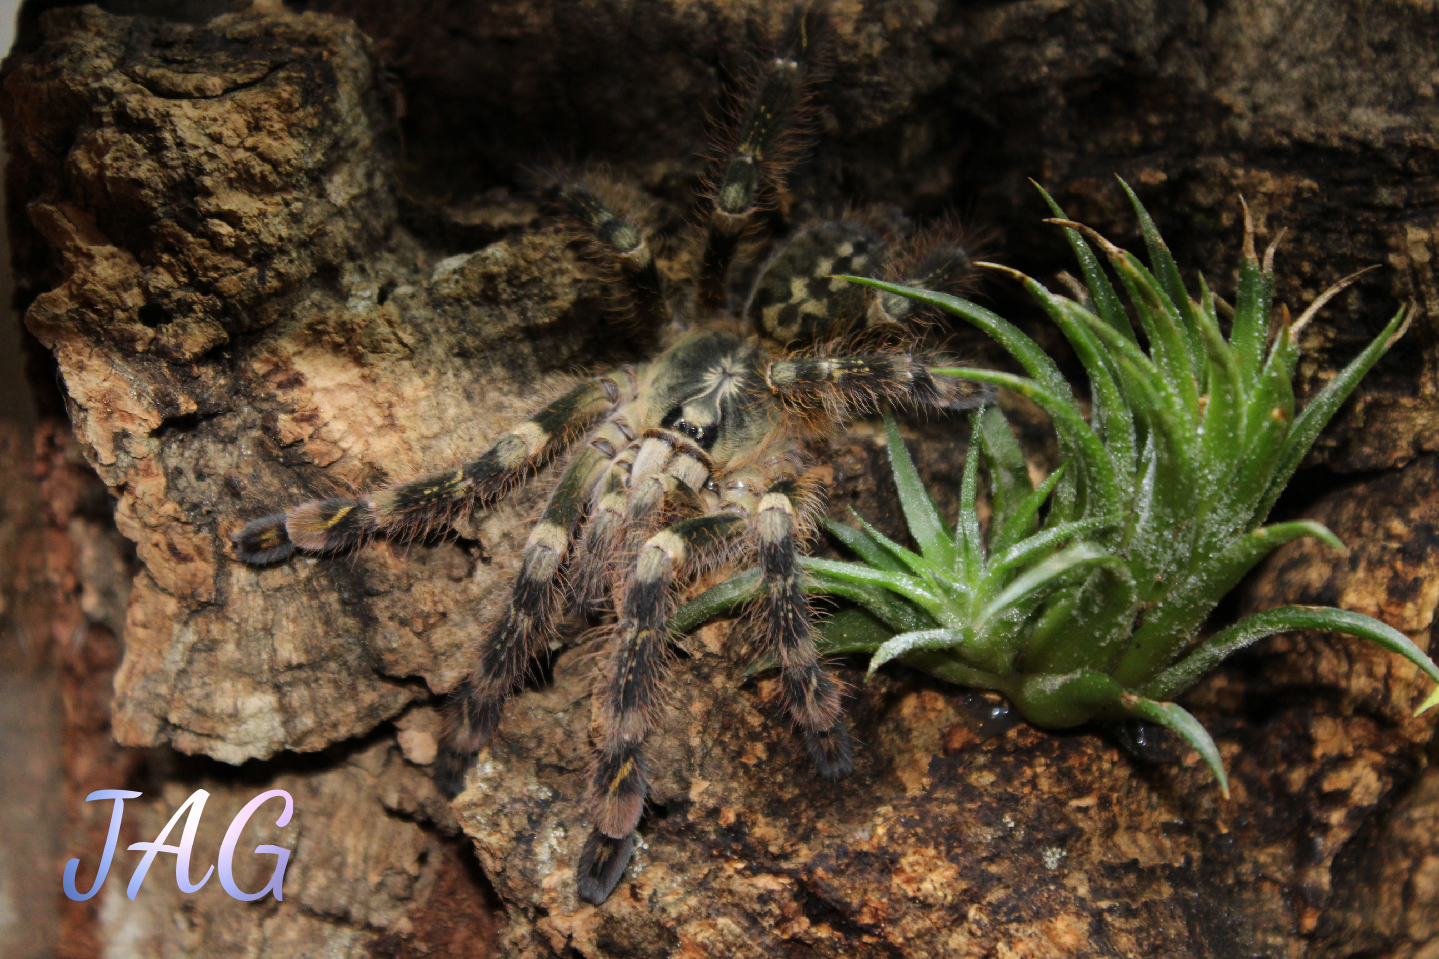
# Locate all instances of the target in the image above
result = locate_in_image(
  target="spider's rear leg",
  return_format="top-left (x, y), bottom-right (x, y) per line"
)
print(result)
top-left (434, 444), bottom-right (613, 796)
top-left (554, 182), bottom-right (669, 330)
top-left (871, 232), bottom-right (982, 327)
top-left (698, 2), bottom-right (823, 308)
top-left (754, 478), bottom-right (853, 777)
top-left (232, 374), bottom-right (624, 564)
top-left (578, 511), bottom-right (747, 905)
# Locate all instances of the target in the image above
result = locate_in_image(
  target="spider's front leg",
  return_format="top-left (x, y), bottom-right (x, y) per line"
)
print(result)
top-left (232, 374), bottom-right (626, 563)
top-left (577, 511), bottom-right (747, 905)
top-left (433, 444), bottom-right (614, 795)
top-left (753, 477), bottom-right (853, 777)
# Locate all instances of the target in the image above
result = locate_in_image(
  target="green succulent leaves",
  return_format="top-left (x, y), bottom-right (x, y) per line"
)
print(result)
top-left (672, 183), bottom-right (1435, 793)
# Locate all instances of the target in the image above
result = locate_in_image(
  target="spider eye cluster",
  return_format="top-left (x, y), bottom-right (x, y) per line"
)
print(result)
top-left (662, 411), bottom-right (719, 450)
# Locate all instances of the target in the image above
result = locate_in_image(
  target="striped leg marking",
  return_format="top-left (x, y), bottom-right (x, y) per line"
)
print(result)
top-left (765, 352), bottom-right (980, 419)
top-left (699, 4), bottom-right (821, 307)
top-left (232, 375), bottom-right (621, 564)
top-left (576, 512), bottom-right (745, 905)
top-left (433, 447), bottom-right (609, 797)
top-left (755, 481), bottom-right (853, 780)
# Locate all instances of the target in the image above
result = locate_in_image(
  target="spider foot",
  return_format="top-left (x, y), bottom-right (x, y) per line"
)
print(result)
top-left (804, 722), bottom-right (854, 780)
top-left (432, 742), bottom-right (479, 799)
top-left (232, 515), bottom-right (296, 565)
top-left (576, 830), bottom-right (635, 905)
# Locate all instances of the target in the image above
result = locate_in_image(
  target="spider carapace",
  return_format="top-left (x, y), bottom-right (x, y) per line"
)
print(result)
top-left (233, 2), bottom-right (981, 905)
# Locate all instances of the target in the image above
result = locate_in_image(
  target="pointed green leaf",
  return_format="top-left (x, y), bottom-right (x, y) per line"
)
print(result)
top-left (985, 517), bottom-right (1119, 588)
top-left (977, 543), bottom-right (1122, 628)
top-left (1202, 324), bottom-right (1298, 546)
top-left (1025, 285), bottom-right (1136, 499)
top-left (1193, 276), bottom-right (1247, 498)
top-left (1143, 605), bottom-right (1439, 703)
top-left (1023, 562), bottom-right (1141, 675)
top-left (814, 607), bottom-right (896, 656)
top-left (1121, 695), bottom-right (1230, 797)
top-left (1115, 520), bottom-right (1344, 687)
top-left (800, 564), bottom-right (935, 634)
top-left (884, 412), bottom-right (957, 568)
top-left (1230, 217), bottom-right (1273, 391)
top-left (846, 510), bottom-right (933, 578)
top-left (867, 628), bottom-right (971, 676)
top-left (1052, 299), bottom-right (1137, 491)
top-left (1107, 248), bottom-right (1202, 423)
top-left (1118, 178), bottom-right (1206, 375)
top-left (931, 368), bottom-right (1121, 523)
top-left (1111, 431), bottom-right (1194, 603)
top-left (1252, 305), bottom-right (1411, 526)
top-left (825, 517), bottom-right (907, 574)
top-left (1035, 182), bottom-right (1134, 338)
top-left (991, 464), bottom-right (1068, 556)
top-left (801, 557), bottom-right (955, 626)
top-left (975, 404), bottom-right (1034, 539)
top-left (668, 568), bottom-right (763, 635)
top-left (891, 650), bottom-right (1014, 695)
top-left (1068, 305), bottom-right (1196, 470)
top-left (955, 416), bottom-right (984, 582)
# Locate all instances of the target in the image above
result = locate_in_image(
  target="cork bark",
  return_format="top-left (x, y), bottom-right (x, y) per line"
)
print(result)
top-left (4, 1), bottom-right (1439, 956)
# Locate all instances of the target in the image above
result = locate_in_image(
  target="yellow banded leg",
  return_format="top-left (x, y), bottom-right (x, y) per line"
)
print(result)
top-left (754, 480), bottom-right (853, 780)
top-left (576, 512), bottom-right (745, 905)
top-left (627, 434), bottom-right (710, 523)
top-left (433, 447), bottom-right (609, 796)
top-left (232, 375), bottom-right (622, 564)
top-left (764, 352), bottom-right (983, 419)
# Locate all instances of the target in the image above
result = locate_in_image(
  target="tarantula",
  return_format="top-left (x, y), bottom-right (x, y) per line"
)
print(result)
top-left (233, 4), bottom-right (979, 905)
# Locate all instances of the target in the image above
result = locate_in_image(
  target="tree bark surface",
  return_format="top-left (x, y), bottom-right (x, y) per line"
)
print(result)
top-left (5, 1), bottom-right (1439, 957)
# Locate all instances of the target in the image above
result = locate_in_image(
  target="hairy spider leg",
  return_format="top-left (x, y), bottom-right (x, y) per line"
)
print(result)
top-left (570, 419), bottom-right (641, 613)
top-left (578, 511), bottom-right (749, 905)
top-left (873, 237), bottom-right (978, 326)
top-left (572, 414), bottom-right (715, 612)
top-left (232, 375), bottom-right (624, 563)
top-left (699, 3), bottom-right (822, 309)
top-left (627, 432), bottom-right (712, 519)
top-left (752, 477), bottom-right (853, 776)
top-left (766, 351), bottom-right (975, 426)
top-left (555, 183), bottom-right (670, 329)
top-left (434, 443), bottom-right (614, 796)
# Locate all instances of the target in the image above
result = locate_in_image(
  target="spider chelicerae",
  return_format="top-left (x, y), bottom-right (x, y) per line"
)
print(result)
top-left (233, 3), bottom-right (980, 905)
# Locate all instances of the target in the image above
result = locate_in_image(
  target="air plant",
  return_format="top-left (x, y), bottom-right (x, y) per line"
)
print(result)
top-left (674, 183), bottom-right (1437, 793)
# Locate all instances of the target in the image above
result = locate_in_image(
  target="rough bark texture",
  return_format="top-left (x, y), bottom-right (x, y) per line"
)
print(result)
top-left (4, 0), bottom-right (1439, 956)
